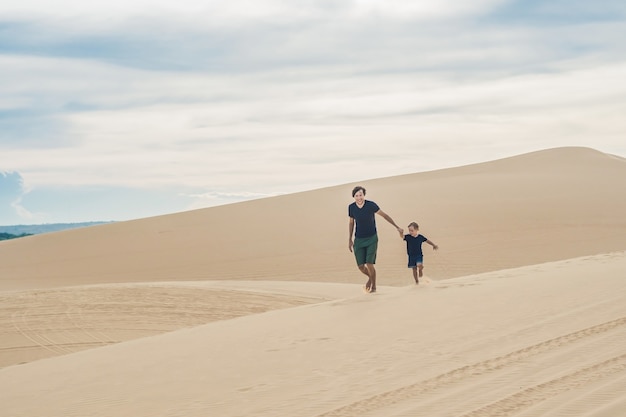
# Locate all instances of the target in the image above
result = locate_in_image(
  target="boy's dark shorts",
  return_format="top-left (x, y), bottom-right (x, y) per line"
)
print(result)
top-left (353, 234), bottom-right (378, 266)
top-left (408, 254), bottom-right (424, 268)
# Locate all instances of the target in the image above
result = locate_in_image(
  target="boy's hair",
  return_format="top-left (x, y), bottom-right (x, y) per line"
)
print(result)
top-left (408, 222), bottom-right (419, 229)
top-left (352, 186), bottom-right (366, 197)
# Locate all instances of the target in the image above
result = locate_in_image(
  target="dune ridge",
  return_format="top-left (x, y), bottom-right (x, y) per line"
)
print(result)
top-left (1, 146), bottom-right (625, 291)
top-left (1, 147), bottom-right (625, 416)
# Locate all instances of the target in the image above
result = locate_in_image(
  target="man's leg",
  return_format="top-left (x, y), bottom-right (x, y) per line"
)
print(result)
top-left (355, 235), bottom-right (377, 293)
top-left (364, 235), bottom-right (378, 292)
top-left (358, 264), bottom-right (373, 291)
top-left (366, 263), bottom-right (377, 292)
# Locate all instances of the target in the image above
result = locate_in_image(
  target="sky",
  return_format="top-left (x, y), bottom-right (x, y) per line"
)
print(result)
top-left (1, 0), bottom-right (625, 225)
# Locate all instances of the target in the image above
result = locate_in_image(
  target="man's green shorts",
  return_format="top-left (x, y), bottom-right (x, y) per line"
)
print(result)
top-left (353, 234), bottom-right (378, 266)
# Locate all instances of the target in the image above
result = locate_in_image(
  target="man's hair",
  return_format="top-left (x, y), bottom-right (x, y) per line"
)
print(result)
top-left (352, 186), bottom-right (366, 197)
top-left (408, 222), bottom-right (419, 229)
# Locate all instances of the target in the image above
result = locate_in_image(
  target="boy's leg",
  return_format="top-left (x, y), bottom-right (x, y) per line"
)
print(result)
top-left (408, 255), bottom-right (419, 284)
top-left (418, 263), bottom-right (424, 277)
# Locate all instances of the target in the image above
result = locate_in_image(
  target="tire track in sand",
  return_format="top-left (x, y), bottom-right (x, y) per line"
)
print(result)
top-left (314, 317), bottom-right (626, 417)
top-left (459, 353), bottom-right (626, 417)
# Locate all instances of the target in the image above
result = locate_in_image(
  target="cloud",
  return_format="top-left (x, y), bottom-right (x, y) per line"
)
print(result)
top-left (184, 190), bottom-right (282, 210)
top-left (0, 109), bottom-right (71, 148)
top-left (0, 171), bottom-right (34, 223)
top-left (1, 0), bottom-right (505, 22)
top-left (2, 0), bottom-right (622, 78)
top-left (14, 184), bottom-right (197, 223)
top-left (3, 61), bottom-right (625, 193)
top-left (0, 171), bottom-right (24, 198)
top-left (351, 0), bottom-right (506, 19)
top-left (1, 0), bottom-right (625, 223)
top-left (487, 0), bottom-right (626, 24)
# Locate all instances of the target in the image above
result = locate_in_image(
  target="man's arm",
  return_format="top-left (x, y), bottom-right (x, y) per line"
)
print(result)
top-left (348, 217), bottom-right (355, 252)
top-left (376, 209), bottom-right (403, 237)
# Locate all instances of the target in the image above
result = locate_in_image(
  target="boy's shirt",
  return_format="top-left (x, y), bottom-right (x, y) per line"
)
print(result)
top-left (404, 234), bottom-right (428, 256)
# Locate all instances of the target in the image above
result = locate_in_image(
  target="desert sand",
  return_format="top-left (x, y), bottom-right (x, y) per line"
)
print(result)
top-left (1, 146), bottom-right (625, 416)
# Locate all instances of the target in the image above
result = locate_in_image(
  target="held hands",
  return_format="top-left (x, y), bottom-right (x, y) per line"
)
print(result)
top-left (397, 227), bottom-right (404, 238)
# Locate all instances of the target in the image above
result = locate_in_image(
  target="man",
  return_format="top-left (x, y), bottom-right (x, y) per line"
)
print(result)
top-left (348, 186), bottom-right (403, 293)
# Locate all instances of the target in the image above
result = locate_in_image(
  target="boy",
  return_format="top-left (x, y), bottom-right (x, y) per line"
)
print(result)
top-left (402, 222), bottom-right (438, 284)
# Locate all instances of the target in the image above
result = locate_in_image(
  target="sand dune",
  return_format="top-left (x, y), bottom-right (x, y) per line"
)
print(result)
top-left (1, 147), bottom-right (625, 416)
top-left (1, 147), bottom-right (625, 290)
top-left (0, 282), bottom-right (346, 368)
top-left (1, 252), bottom-right (625, 416)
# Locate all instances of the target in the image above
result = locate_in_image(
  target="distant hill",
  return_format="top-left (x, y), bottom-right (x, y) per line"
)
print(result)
top-left (0, 222), bottom-right (114, 237)
top-left (0, 232), bottom-right (33, 241)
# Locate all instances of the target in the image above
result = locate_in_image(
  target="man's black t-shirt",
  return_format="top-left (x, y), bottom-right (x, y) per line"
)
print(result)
top-left (348, 200), bottom-right (380, 238)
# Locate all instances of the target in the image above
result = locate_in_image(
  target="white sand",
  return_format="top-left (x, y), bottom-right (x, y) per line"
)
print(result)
top-left (1, 253), bottom-right (625, 416)
top-left (1, 147), bottom-right (625, 416)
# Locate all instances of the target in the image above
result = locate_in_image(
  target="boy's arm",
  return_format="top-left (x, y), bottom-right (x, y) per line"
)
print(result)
top-left (427, 239), bottom-right (439, 250)
top-left (376, 209), bottom-right (404, 237)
